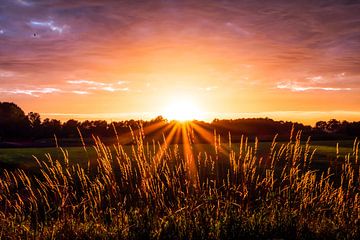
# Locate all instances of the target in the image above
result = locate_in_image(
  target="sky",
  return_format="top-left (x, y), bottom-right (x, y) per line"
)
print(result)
top-left (0, 0), bottom-right (359, 125)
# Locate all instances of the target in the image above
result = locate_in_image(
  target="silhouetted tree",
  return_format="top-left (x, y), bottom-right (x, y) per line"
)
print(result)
top-left (27, 112), bottom-right (41, 138)
top-left (327, 119), bottom-right (341, 132)
top-left (0, 102), bottom-right (29, 139)
top-left (92, 120), bottom-right (109, 137)
top-left (315, 121), bottom-right (327, 130)
top-left (62, 119), bottom-right (80, 138)
top-left (27, 112), bottom-right (41, 128)
top-left (41, 118), bottom-right (62, 138)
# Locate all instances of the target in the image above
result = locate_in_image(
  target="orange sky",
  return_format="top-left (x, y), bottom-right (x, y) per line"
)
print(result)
top-left (1, 0), bottom-right (359, 125)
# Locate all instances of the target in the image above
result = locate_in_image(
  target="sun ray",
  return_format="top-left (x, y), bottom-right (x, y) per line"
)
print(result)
top-left (115, 121), bottom-right (167, 145)
top-left (153, 122), bottom-right (178, 161)
top-left (192, 122), bottom-right (231, 155)
top-left (191, 122), bottom-right (215, 144)
top-left (181, 122), bottom-right (198, 185)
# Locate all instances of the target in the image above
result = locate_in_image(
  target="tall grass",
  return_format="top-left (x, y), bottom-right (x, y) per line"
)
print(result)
top-left (0, 127), bottom-right (359, 239)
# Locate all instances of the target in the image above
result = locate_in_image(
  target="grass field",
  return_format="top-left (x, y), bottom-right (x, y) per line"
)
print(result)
top-left (0, 140), bottom-right (355, 168)
top-left (0, 131), bottom-right (359, 239)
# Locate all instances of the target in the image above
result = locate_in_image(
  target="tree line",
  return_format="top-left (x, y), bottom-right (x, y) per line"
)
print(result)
top-left (1, 102), bottom-right (360, 144)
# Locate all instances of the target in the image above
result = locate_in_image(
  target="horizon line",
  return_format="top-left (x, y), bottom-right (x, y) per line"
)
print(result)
top-left (40, 110), bottom-right (360, 126)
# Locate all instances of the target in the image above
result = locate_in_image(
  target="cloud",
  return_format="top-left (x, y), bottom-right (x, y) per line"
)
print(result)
top-left (67, 79), bottom-right (129, 92)
top-left (335, 72), bottom-right (346, 78)
top-left (100, 86), bottom-right (118, 92)
top-left (0, 85), bottom-right (126, 96)
top-left (276, 81), bottom-right (352, 92)
top-left (0, 80), bottom-right (131, 97)
top-left (306, 76), bottom-right (324, 83)
top-left (98, 87), bottom-right (129, 92)
top-left (72, 90), bottom-right (90, 95)
top-left (30, 20), bottom-right (67, 33)
top-left (117, 80), bottom-right (128, 85)
top-left (0, 87), bottom-right (61, 97)
top-left (16, 0), bottom-right (31, 7)
top-left (225, 22), bottom-right (250, 36)
top-left (0, 70), bottom-right (15, 78)
top-left (67, 80), bottom-right (107, 86)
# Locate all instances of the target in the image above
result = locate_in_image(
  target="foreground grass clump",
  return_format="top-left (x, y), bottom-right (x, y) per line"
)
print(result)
top-left (0, 128), bottom-right (359, 239)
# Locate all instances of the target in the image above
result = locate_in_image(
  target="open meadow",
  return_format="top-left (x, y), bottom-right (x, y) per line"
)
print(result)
top-left (0, 140), bottom-right (356, 170)
top-left (0, 130), bottom-right (359, 239)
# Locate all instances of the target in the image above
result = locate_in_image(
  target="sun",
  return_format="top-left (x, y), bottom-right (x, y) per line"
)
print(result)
top-left (162, 97), bottom-right (202, 121)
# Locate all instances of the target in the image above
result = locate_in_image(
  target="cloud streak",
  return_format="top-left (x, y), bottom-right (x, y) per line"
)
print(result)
top-left (67, 80), bottom-right (108, 86)
top-left (276, 81), bottom-right (352, 92)
top-left (0, 87), bottom-right (61, 97)
top-left (67, 79), bottom-right (129, 92)
top-left (29, 20), bottom-right (67, 33)
top-left (72, 90), bottom-right (90, 95)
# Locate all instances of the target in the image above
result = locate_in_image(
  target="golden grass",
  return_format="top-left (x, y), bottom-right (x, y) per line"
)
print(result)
top-left (0, 126), bottom-right (359, 239)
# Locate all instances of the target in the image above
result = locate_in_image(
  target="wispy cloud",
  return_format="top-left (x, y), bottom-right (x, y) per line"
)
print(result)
top-left (0, 70), bottom-right (15, 78)
top-left (30, 20), bottom-right (67, 33)
top-left (335, 72), bottom-right (346, 78)
top-left (0, 79), bottom-right (130, 98)
top-left (0, 87), bottom-right (61, 97)
top-left (276, 81), bottom-right (352, 92)
top-left (67, 79), bottom-right (129, 92)
top-left (98, 86), bottom-right (129, 92)
top-left (225, 22), bottom-right (250, 36)
top-left (16, 0), bottom-right (31, 6)
top-left (72, 90), bottom-right (90, 95)
top-left (306, 76), bottom-right (324, 83)
top-left (67, 80), bottom-right (108, 86)
top-left (117, 80), bottom-right (128, 85)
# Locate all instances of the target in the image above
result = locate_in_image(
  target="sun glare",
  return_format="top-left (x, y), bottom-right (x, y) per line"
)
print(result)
top-left (163, 97), bottom-right (202, 121)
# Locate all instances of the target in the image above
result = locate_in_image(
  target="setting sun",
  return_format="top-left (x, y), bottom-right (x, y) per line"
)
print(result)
top-left (163, 97), bottom-right (202, 121)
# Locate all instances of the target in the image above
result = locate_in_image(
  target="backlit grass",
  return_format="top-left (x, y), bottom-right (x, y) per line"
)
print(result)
top-left (0, 127), bottom-right (359, 239)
